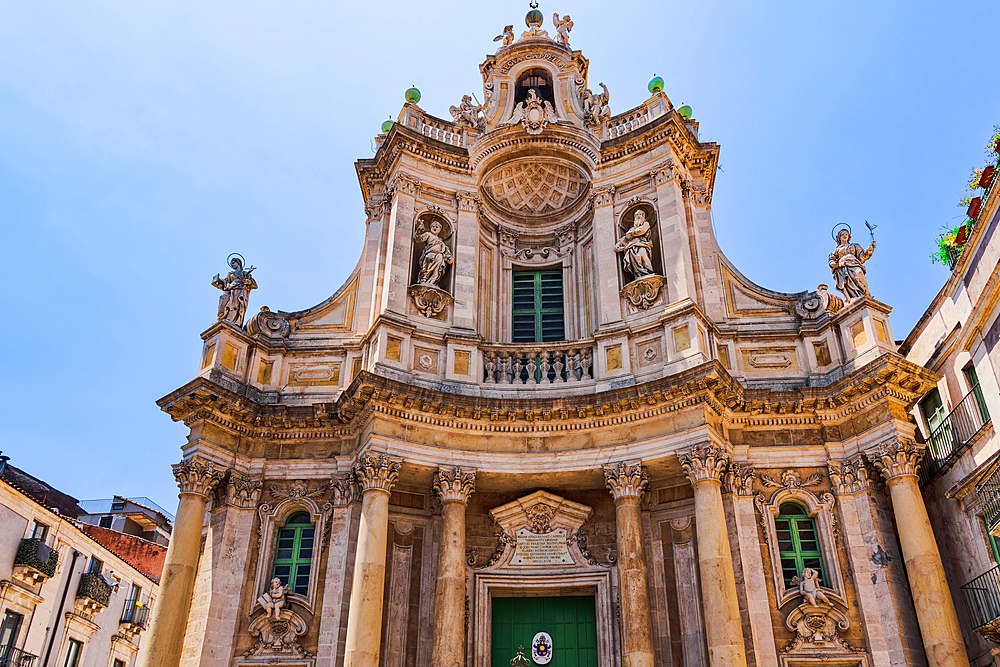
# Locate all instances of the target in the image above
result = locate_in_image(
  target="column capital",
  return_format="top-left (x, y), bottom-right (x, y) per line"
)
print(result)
top-left (456, 191), bottom-right (480, 213)
top-left (726, 462), bottom-right (756, 497)
top-left (650, 159), bottom-right (676, 186)
top-left (223, 471), bottom-right (263, 509)
top-left (590, 185), bottom-right (615, 208)
top-left (433, 466), bottom-right (476, 504)
top-left (604, 460), bottom-right (648, 500)
top-left (354, 452), bottom-right (402, 493)
top-left (866, 440), bottom-right (922, 482)
top-left (388, 173), bottom-right (420, 199)
top-left (679, 445), bottom-right (730, 485)
top-left (828, 456), bottom-right (872, 495)
top-left (171, 457), bottom-right (225, 498)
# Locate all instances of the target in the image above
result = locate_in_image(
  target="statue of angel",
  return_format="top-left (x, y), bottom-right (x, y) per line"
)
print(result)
top-left (791, 568), bottom-right (831, 607)
top-left (449, 95), bottom-right (484, 130)
top-left (257, 577), bottom-right (290, 618)
top-left (414, 219), bottom-right (453, 287)
top-left (212, 254), bottom-right (257, 326)
top-left (553, 13), bottom-right (573, 45)
top-left (493, 25), bottom-right (514, 47)
top-left (829, 227), bottom-right (876, 301)
top-left (615, 209), bottom-right (656, 279)
top-left (583, 83), bottom-right (610, 125)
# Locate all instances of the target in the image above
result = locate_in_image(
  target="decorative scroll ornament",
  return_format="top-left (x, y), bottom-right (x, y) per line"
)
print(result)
top-left (827, 457), bottom-right (871, 495)
top-left (678, 445), bottom-right (730, 485)
top-left (867, 440), bottom-right (922, 481)
top-left (726, 463), bottom-right (756, 497)
top-left (172, 458), bottom-right (225, 497)
top-left (433, 467), bottom-right (476, 504)
top-left (621, 275), bottom-right (666, 312)
top-left (212, 254), bottom-right (257, 327)
top-left (794, 284), bottom-right (844, 320)
top-left (409, 284), bottom-right (454, 318)
top-left (504, 88), bottom-right (560, 135)
top-left (247, 306), bottom-right (290, 338)
top-left (354, 453), bottom-right (401, 493)
top-left (760, 469), bottom-right (823, 494)
top-left (780, 589), bottom-right (863, 655)
top-left (243, 607), bottom-right (312, 659)
top-left (525, 503), bottom-right (557, 533)
top-left (225, 472), bottom-right (263, 509)
top-left (604, 460), bottom-right (649, 500)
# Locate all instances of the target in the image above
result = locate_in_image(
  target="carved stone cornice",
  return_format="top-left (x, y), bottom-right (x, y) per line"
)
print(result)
top-left (590, 185), bottom-right (615, 208)
top-left (433, 466), bottom-right (476, 504)
top-left (867, 440), bottom-right (922, 482)
top-left (726, 463), bottom-right (755, 496)
top-left (604, 460), bottom-right (648, 500)
top-left (828, 456), bottom-right (871, 495)
top-left (679, 445), bottom-right (730, 485)
top-left (225, 472), bottom-right (263, 509)
top-left (172, 457), bottom-right (225, 498)
top-left (354, 453), bottom-right (401, 493)
top-left (457, 191), bottom-right (480, 213)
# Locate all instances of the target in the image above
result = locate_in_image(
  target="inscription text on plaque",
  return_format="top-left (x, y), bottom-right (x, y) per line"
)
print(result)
top-left (511, 528), bottom-right (572, 566)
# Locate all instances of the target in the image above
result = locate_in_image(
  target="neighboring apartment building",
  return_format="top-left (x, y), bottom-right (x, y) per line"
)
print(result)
top-left (0, 460), bottom-right (165, 667)
top-left (902, 141), bottom-right (1000, 665)
top-left (77, 497), bottom-right (173, 547)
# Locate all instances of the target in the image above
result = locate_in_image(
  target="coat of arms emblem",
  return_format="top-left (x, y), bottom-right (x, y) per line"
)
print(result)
top-left (531, 632), bottom-right (553, 664)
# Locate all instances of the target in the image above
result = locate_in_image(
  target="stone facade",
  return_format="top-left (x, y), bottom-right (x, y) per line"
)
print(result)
top-left (144, 10), bottom-right (970, 667)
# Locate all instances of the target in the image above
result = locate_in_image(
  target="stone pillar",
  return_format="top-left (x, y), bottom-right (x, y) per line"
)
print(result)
top-left (867, 441), bottom-right (971, 667)
top-left (678, 445), bottom-right (747, 667)
top-left (381, 174), bottom-right (419, 316)
top-left (343, 453), bottom-right (401, 667)
top-left (604, 460), bottom-right (655, 667)
top-left (139, 457), bottom-right (224, 667)
top-left (452, 193), bottom-right (479, 332)
top-left (590, 185), bottom-right (624, 327)
top-left (430, 466), bottom-right (476, 667)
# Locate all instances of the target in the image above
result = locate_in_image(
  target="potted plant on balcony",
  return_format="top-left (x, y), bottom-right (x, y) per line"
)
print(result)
top-left (12, 538), bottom-right (59, 586)
top-left (932, 222), bottom-right (971, 268)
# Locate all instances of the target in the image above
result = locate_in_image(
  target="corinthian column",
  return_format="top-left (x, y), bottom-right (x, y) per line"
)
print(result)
top-left (604, 460), bottom-right (655, 667)
top-left (678, 445), bottom-right (747, 667)
top-left (431, 467), bottom-right (476, 667)
top-left (867, 441), bottom-right (970, 667)
top-left (139, 457), bottom-right (224, 667)
top-left (344, 453), bottom-right (401, 667)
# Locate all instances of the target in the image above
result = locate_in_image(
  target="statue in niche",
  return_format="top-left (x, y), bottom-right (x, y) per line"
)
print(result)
top-left (552, 13), bottom-right (573, 45)
top-left (493, 25), bottom-right (514, 47)
top-left (615, 209), bottom-right (656, 279)
top-left (414, 219), bottom-right (453, 287)
top-left (257, 577), bottom-right (290, 618)
top-left (581, 83), bottom-right (611, 126)
top-left (449, 95), bottom-right (485, 130)
top-left (212, 254), bottom-right (257, 326)
top-left (791, 568), bottom-right (831, 607)
top-left (829, 227), bottom-right (875, 301)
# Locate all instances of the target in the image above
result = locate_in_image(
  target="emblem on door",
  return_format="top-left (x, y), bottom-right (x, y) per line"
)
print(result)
top-left (531, 632), bottom-right (553, 664)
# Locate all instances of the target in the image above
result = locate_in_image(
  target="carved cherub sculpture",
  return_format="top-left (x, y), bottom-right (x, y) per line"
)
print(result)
top-left (449, 95), bottom-right (484, 130)
top-left (212, 254), bottom-right (257, 326)
top-left (413, 219), bottom-right (453, 287)
top-left (829, 228), bottom-right (876, 301)
top-left (791, 568), bottom-right (831, 607)
top-left (553, 13), bottom-right (573, 45)
top-left (582, 83), bottom-right (610, 125)
top-left (257, 577), bottom-right (290, 618)
top-left (615, 209), bottom-right (656, 279)
top-left (493, 25), bottom-right (514, 46)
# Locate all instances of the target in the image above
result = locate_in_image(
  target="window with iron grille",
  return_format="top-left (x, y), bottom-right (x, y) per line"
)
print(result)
top-left (512, 270), bottom-right (564, 343)
top-left (774, 502), bottom-right (825, 587)
top-left (271, 512), bottom-right (314, 596)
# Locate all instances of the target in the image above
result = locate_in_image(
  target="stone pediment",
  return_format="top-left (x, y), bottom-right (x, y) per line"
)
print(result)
top-left (490, 490), bottom-right (592, 532)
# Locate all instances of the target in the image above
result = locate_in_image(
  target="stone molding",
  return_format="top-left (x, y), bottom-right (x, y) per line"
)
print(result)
top-left (678, 445), bottom-right (730, 485)
top-left (433, 466), bottom-right (476, 504)
top-left (604, 460), bottom-right (648, 500)
top-left (867, 440), bottom-right (922, 481)
top-left (354, 453), bottom-right (401, 493)
top-left (224, 472), bottom-right (263, 509)
top-left (650, 161), bottom-right (676, 185)
top-left (172, 457), bottom-right (225, 497)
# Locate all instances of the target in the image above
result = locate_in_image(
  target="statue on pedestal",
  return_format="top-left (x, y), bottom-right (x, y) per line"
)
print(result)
top-left (829, 225), bottom-right (875, 301)
top-left (449, 95), bottom-right (485, 130)
top-left (615, 210), bottom-right (656, 279)
top-left (257, 577), bottom-right (290, 618)
top-left (212, 254), bottom-right (257, 326)
top-left (414, 220), bottom-right (453, 287)
top-left (553, 14), bottom-right (573, 45)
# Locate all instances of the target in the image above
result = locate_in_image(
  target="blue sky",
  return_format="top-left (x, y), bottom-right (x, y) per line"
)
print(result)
top-left (2, 1), bottom-right (998, 512)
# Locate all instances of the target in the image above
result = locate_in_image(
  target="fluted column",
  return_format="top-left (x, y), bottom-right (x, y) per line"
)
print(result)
top-left (679, 445), bottom-right (747, 667)
top-left (139, 457), bottom-right (224, 667)
top-left (867, 441), bottom-right (970, 667)
top-left (344, 453), bottom-right (401, 667)
top-left (431, 467), bottom-right (476, 667)
top-left (604, 460), bottom-right (655, 667)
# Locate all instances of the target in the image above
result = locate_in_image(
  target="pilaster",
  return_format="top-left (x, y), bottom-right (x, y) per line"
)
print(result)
top-left (452, 193), bottom-right (480, 331)
top-left (590, 185), bottom-right (624, 327)
top-left (651, 162), bottom-right (697, 304)
top-left (382, 174), bottom-right (419, 316)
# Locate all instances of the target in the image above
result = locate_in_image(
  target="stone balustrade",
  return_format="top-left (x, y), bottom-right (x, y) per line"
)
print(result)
top-left (482, 344), bottom-right (594, 385)
top-left (606, 108), bottom-right (649, 139)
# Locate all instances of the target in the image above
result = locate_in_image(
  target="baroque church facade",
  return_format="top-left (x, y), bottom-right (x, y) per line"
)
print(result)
top-left (141, 9), bottom-right (970, 667)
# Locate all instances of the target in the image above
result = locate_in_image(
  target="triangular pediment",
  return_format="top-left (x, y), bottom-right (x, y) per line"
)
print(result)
top-left (489, 490), bottom-right (593, 533)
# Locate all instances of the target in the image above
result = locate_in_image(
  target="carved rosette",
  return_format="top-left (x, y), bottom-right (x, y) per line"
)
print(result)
top-left (409, 284), bottom-right (454, 318)
top-left (354, 453), bottom-right (401, 494)
top-left (679, 445), bottom-right (730, 485)
top-left (621, 275), bottom-right (666, 311)
top-left (433, 467), bottom-right (476, 504)
top-left (604, 460), bottom-right (649, 500)
top-left (867, 440), bottom-right (922, 482)
top-left (172, 458), bottom-right (225, 498)
top-left (225, 472), bottom-right (263, 509)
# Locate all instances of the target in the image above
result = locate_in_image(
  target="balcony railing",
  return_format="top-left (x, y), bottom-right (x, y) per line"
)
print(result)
top-left (0, 647), bottom-right (39, 667)
top-left (482, 344), bottom-right (594, 385)
top-left (960, 565), bottom-right (1000, 642)
top-left (923, 384), bottom-right (992, 481)
top-left (76, 573), bottom-right (113, 609)
top-left (121, 601), bottom-right (150, 628)
top-left (12, 538), bottom-right (58, 584)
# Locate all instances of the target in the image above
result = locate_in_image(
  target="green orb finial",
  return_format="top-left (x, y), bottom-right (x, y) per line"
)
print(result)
top-left (678, 104), bottom-right (692, 120)
top-left (405, 85), bottom-right (421, 104)
top-left (648, 75), bottom-right (664, 94)
top-left (381, 117), bottom-right (394, 133)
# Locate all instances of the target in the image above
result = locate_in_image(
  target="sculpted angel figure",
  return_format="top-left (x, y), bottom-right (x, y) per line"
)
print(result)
top-left (553, 13), bottom-right (573, 45)
top-left (582, 83), bottom-right (610, 125)
top-left (414, 219), bottom-right (453, 287)
top-left (212, 255), bottom-right (257, 326)
top-left (449, 95), bottom-right (484, 130)
top-left (257, 577), bottom-right (290, 618)
top-left (615, 209), bottom-right (656, 279)
top-left (829, 228), bottom-right (876, 300)
top-left (791, 568), bottom-right (831, 607)
top-left (493, 25), bottom-right (514, 46)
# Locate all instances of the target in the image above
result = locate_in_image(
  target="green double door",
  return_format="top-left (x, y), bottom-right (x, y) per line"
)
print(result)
top-left (491, 596), bottom-right (598, 667)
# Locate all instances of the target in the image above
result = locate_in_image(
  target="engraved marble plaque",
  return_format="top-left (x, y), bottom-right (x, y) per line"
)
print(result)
top-left (510, 528), bottom-right (571, 566)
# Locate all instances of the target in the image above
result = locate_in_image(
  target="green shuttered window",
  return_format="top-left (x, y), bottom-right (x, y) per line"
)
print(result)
top-left (774, 502), bottom-right (825, 588)
top-left (512, 270), bottom-right (565, 343)
top-left (271, 512), bottom-right (314, 595)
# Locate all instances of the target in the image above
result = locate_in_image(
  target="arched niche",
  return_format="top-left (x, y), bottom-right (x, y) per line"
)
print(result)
top-left (514, 66), bottom-right (556, 108)
top-left (410, 210), bottom-right (455, 295)
top-left (616, 202), bottom-right (663, 287)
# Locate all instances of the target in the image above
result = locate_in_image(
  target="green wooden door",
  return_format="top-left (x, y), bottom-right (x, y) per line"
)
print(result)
top-left (491, 596), bottom-right (597, 667)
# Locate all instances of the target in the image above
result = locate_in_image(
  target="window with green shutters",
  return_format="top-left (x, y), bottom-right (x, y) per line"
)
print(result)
top-left (774, 502), bottom-right (825, 588)
top-left (512, 270), bottom-right (565, 343)
top-left (271, 512), bottom-right (314, 595)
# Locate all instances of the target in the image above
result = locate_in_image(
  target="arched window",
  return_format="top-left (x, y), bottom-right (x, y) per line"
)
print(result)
top-left (774, 502), bottom-right (825, 587)
top-left (514, 67), bottom-right (555, 107)
top-left (271, 512), bottom-right (314, 595)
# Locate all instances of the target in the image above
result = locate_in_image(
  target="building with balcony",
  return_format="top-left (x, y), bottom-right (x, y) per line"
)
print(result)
top-left (77, 497), bottom-right (173, 547)
top-left (145, 9), bottom-right (971, 667)
top-left (901, 138), bottom-right (1000, 663)
top-left (0, 460), bottom-right (164, 667)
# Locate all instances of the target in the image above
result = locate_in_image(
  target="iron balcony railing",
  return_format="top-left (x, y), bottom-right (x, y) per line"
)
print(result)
top-left (0, 646), bottom-right (39, 667)
top-left (76, 573), bottom-right (113, 609)
top-left (12, 538), bottom-right (58, 579)
top-left (121, 601), bottom-right (150, 629)
top-left (961, 565), bottom-right (1000, 635)
top-left (923, 384), bottom-right (992, 481)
